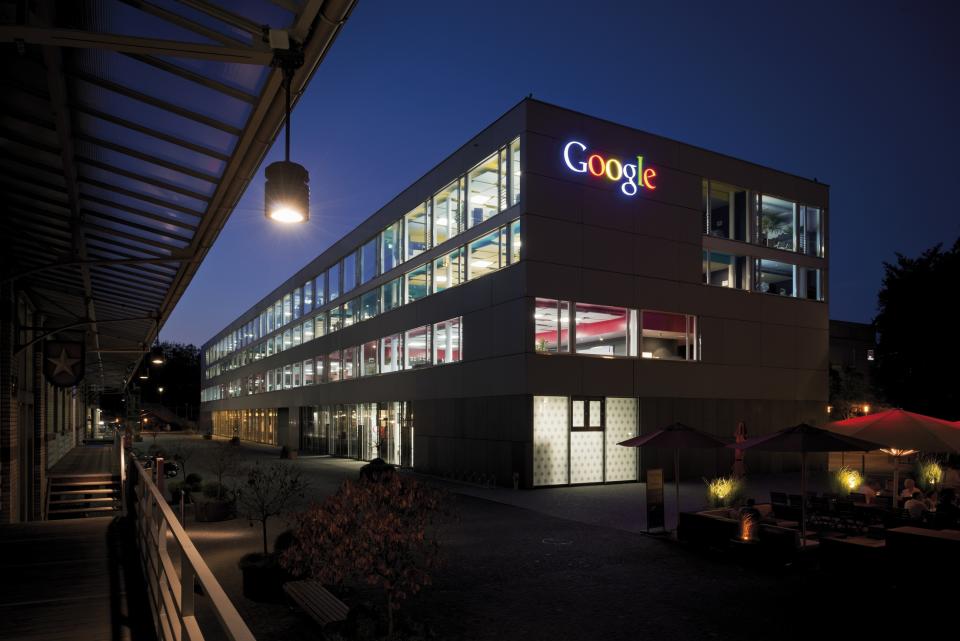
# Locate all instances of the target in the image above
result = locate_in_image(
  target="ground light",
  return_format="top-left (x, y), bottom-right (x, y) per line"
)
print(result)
top-left (264, 34), bottom-right (308, 224)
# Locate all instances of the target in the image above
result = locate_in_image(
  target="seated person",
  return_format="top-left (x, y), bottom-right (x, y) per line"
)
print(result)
top-left (935, 488), bottom-right (960, 528)
top-left (924, 489), bottom-right (938, 511)
top-left (904, 491), bottom-right (927, 520)
top-left (858, 480), bottom-right (880, 504)
top-left (900, 478), bottom-right (920, 498)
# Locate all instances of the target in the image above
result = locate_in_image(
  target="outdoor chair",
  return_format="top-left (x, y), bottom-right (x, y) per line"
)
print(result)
top-left (788, 494), bottom-right (804, 508)
top-left (848, 492), bottom-right (867, 504)
top-left (874, 495), bottom-right (893, 509)
top-left (770, 491), bottom-right (788, 506)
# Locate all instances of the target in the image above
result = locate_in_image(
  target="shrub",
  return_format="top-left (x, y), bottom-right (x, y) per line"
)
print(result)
top-left (202, 481), bottom-right (232, 500)
top-left (185, 473), bottom-right (203, 489)
top-left (916, 457), bottom-right (944, 490)
top-left (704, 476), bottom-right (742, 507)
top-left (833, 466), bottom-right (863, 495)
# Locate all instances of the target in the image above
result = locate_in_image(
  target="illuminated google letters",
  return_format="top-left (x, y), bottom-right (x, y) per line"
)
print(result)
top-left (562, 140), bottom-right (657, 196)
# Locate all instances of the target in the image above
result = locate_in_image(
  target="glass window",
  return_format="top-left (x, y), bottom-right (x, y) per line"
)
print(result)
top-left (433, 178), bottom-right (463, 246)
top-left (433, 317), bottom-right (461, 364)
top-left (266, 336), bottom-right (274, 356)
top-left (805, 268), bottom-right (822, 301)
top-left (328, 262), bottom-right (341, 301)
top-left (510, 137), bottom-right (521, 206)
top-left (800, 205), bottom-right (823, 257)
top-left (303, 320), bottom-right (314, 343)
top-left (315, 354), bottom-right (326, 384)
top-left (571, 398), bottom-right (604, 431)
top-left (534, 298), bottom-right (560, 353)
top-left (405, 263), bottom-right (431, 303)
top-left (293, 287), bottom-right (302, 320)
top-left (314, 313), bottom-right (326, 338)
top-left (342, 346), bottom-right (357, 380)
top-left (266, 306), bottom-right (275, 333)
top-left (342, 299), bottom-right (358, 327)
top-left (266, 369), bottom-right (274, 392)
top-left (703, 251), bottom-right (748, 289)
top-left (292, 362), bottom-right (302, 387)
top-left (404, 202), bottom-right (430, 261)
top-left (380, 334), bottom-right (402, 373)
top-left (468, 152), bottom-right (500, 227)
top-left (706, 181), bottom-right (749, 241)
top-left (283, 294), bottom-right (292, 325)
top-left (640, 311), bottom-right (698, 361)
top-left (315, 273), bottom-right (326, 307)
top-left (433, 248), bottom-right (463, 293)
top-left (381, 277), bottom-right (402, 312)
top-left (328, 306), bottom-right (343, 332)
top-left (574, 304), bottom-right (629, 356)
top-left (282, 330), bottom-right (292, 351)
top-left (360, 289), bottom-right (379, 320)
top-left (509, 218), bottom-right (521, 264)
top-left (498, 147), bottom-right (508, 212)
top-left (361, 340), bottom-right (378, 376)
top-left (273, 300), bottom-right (282, 329)
top-left (360, 238), bottom-right (378, 283)
top-left (342, 253), bottom-right (357, 294)
top-left (755, 259), bottom-right (795, 297)
top-left (381, 220), bottom-right (402, 273)
top-left (303, 359), bottom-right (314, 385)
top-left (404, 326), bottom-right (430, 369)
top-left (274, 334), bottom-right (283, 354)
top-left (759, 195), bottom-right (796, 251)
top-left (327, 351), bottom-right (341, 382)
top-left (303, 280), bottom-right (313, 314)
top-left (283, 364), bottom-right (292, 389)
top-left (292, 324), bottom-right (302, 347)
top-left (468, 230), bottom-right (500, 280)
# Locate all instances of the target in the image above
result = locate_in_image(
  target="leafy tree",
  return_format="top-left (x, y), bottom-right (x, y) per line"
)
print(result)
top-left (236, 462), bottom-right (307, 555)
top-left (281, 474), bottom-right (449, 637)
top-left (829, 365), bottom-right (875, 419)
top-left (874, 238), bottom-right (960, 420)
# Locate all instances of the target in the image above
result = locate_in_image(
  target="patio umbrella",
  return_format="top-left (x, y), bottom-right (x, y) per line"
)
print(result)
top-left (826, 409), bottom-right (960, 499)
top-left (618, 422), bottom-right (727, 525)
top-left (730, 423), bottom-right (883, 542)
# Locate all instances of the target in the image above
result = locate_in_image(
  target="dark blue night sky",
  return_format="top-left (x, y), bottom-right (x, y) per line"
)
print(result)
top-left (162, 0), bottom-right (960, 346)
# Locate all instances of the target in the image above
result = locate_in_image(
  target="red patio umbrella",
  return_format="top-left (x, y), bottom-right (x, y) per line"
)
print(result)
top-left (826, 409), bottom-right (960, 499)
top-left (730, 423), bottom-right (883, 542)
top-left (619, 423), bottom-right (727, 524)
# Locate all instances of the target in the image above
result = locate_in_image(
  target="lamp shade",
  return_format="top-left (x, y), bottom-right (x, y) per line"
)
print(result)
top-left (149, 344), bottom-right (165, 365)
top-left (264, 160), bottom-right (309, 223)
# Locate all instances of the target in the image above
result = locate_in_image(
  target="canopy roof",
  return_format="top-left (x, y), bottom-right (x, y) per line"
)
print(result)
top-left (618, 422), bottom-right (727, 449)
top-left (826, 409), bottom-right (960, 453)
top-left (730, 423), bottom-right (883, 453)
top-left (1, 0), bottom-right (356, 393)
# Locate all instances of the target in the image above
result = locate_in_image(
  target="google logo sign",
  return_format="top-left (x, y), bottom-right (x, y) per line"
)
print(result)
top-left (562, 140), bottom-right (657, 196)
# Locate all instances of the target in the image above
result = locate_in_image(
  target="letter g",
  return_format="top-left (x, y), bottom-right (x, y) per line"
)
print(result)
top-left (563, 141), bottom-right (587, 173)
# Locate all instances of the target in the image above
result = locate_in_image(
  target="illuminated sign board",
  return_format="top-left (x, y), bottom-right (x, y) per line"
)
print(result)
top-left (562, 140), bottom-right (657, 196)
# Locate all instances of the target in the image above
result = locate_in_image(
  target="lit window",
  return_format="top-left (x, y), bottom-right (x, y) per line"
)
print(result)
top-left (292, 362), bottom-right (301, 387)
top-left (381, 277), bottom-right (403, 312)
top-left (343, 298), bottom-right (358, 327)
top-left (361, 340), bottom-right (378, 376)
top-left (404, 202), bottom-right (430, 261)
top-left (405, 263), bottom-right (431, 303)
top-left (315, 354), bottom-right (326, 383)
top-left (328, 262), bottom-right (340, 301)
top-left (380, 334), bottom-right (402, 373)
top-left (283, 294), bottom-right (292, 323)
top-left (381, 220), bottom-right (402, 273)
top-left (433, 178), bottom-right (463, 246)
top-left (314, 313), bottom-right (326, 338)
top-left (800, 205), bottom-right (823, 257)
top-left (867, 349), bottom-right (875, 362)
top-left (433, 317), bottom-right (461, 364)
top-left (433, 248), bottom-right (463, 293)
top-left (273, 300), bottom-right (282, 328)
top-left (534, 298), bottom-right (561, 353)
top-left (755, 259), bottom-right (795, 297)
top-left (467, 152), bottom-right (500, 227)
top-left (292, 324), bottom-right (302, 347)
top-left (328, 351), bottom-right (341, 382)
top-left (266, 369), bottom-right (274, 392)
top-left (510, 137), bottom-right (521, 206)
top-left (574, 303), bottom-right (630, 356)
top-left (703, 250), bottom-right (748, 289)
top-left (404, 326), bottom-right (430, 369)
top-left (759, 195), bottom-right (796, 251)
top-left (328, 306), bottom-right (342, 332)
top-left (640, 311), bottom-right (698, 361)
top-left (282, 330), bottom-right (292, 351)
top-left (343, 253), bottom-right (357, 294)
top-left (704, 180), bottom-right (749, 241)
top-left (360, 237), bottom-right (378, 284)
top-left (360, 289), bottom-right (380, 321)
top-left (303, 280), bottom-right (313, 314)
top-left (314, 273), bottom-right (326, 307)
top-left (509, 218), bottom-right (521, 264)
top-left (302, 320), bottom-right (314, 343)
top-left (293, 287), bottom-right (302, 320)
top-left (468, 230), bottom-right (501, 280)
top-left (342, 347), bottom-right (357, 380)
top-left (283, 364), bottom-right (292, 389)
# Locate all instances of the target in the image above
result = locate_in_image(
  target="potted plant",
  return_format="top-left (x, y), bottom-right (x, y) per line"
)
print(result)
top-left (236, 462), bottom-right (307, 602)
top-left (195, 443), bottom-right (239, 522)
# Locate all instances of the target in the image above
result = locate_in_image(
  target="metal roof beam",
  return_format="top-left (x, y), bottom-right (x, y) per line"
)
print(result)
top-left (124, 53), bottom-right (258, 104)
top-left (172, 0), bottom-right (264, 37)
top-left (74, 133), bottom-right (220, 183)
top-left (75, 155), bottom-right (213, 201)
top-left (80, 177), bottom-right (205, 218)
top-left (80, 193), bottom-right (199, 231)
top-left (117, 0), bottom-right (252, 48)
top-left (0, 25), bottom-right (272, 64)
top-left (82, 208), bottom-right (194, 244)
top-left (83, 222), bottom-right (183, 252)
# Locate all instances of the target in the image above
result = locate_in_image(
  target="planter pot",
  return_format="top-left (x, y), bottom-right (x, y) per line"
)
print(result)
top-left (194, 499), bottom-right (234, 522)
top-left (281, 448), bottom-right (298, 460)
top-left (238, 553), bottom-right (286, 602)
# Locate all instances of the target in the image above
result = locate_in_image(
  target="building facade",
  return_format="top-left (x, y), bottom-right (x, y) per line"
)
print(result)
top-left (199, 99), bottom-right (830, 487)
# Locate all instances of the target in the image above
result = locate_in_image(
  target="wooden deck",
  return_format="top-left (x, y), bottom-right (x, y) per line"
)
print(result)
top-left (49, 443), bottom-right (120, 477)
top-left (0, 517), bottom-right (154, 641)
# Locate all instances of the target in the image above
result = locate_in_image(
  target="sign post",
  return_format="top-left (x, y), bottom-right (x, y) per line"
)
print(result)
top-left (646, 468), bottom-right (665, 533)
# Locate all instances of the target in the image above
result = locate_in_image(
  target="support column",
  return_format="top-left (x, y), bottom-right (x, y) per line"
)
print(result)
top-left (0, 283), bottom-right (18, 523)
top-left (30, 312), bottom-right (47, 521)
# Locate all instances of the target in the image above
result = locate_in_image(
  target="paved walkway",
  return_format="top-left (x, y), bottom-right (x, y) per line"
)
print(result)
top-left (49, 442), bottom-right (119, 476)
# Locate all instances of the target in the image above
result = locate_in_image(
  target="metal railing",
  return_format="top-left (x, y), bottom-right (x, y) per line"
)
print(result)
top-left (130, 457), bottom-right (256, 641)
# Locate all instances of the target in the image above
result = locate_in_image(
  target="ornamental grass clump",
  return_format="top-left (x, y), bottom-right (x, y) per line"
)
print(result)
top-left (916, 457), bottom-right (944, 490)
top-left (834, 466), bottom-right (863, 495)
top-left (704, 476), bottom-right (742, 507)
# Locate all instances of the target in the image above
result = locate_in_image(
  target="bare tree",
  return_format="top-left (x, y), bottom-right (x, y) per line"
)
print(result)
top-left (208, 442), bottom-right (240, 499)
top-left (236, 462), bottom-right (307, 555)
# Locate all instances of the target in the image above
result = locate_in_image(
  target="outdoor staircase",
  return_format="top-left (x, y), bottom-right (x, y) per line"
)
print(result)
top-left (46, 473), bottom-right (122, 520)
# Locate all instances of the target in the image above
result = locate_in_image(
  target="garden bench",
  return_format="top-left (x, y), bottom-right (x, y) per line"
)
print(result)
top-left (283, 579), bottom-right (349, 628)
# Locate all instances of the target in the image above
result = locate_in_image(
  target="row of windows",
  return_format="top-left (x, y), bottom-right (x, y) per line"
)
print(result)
top-left (702, 250), bottom-right (824, 300)
top-left (206, 137), bottom-right (521, 366)
top-left (702, 179), bottom-right (824, 257)
top-left (202, 317), bottom-right (462, 401)
top-left (534, 299), bottom-right (699, 361)
top-left (205, 219), bottom-right (520, 380)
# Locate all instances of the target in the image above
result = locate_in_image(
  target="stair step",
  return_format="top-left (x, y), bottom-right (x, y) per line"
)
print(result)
top-left (49, 488), bottom-right (118, 495)
top-left (49, 497), bottom-right (119, 505)
top-left (47, 506), bottom-right (119, 516)
top-left (50, 480), bottom-right (117, 488)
